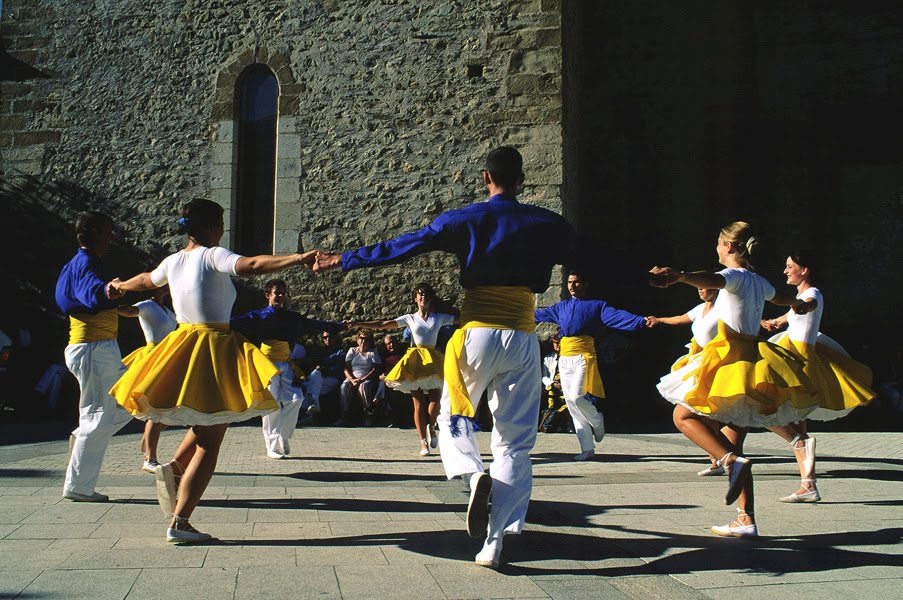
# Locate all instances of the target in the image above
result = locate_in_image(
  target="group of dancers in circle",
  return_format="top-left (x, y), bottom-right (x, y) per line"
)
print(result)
top-left (54, 146), bottom-right (873, 569)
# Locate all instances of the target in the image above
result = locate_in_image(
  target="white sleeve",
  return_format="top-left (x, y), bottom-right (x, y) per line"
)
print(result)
top-left (394, 314), bottom-right (411, 329)
top-left (438, 312), bottom-right (456, 327)
top-left (344, 348), bottom-right (355, 362)
top-left (718, 268), bottom-right (740, 293)
top-left (150, 256), bottom-right (171, 287)
top-left (686, 304), bottom-right (704, 322)
top-left (800, 288), bottom-right (819, 302)
top-left (206, 247), bottom-right (242, 276)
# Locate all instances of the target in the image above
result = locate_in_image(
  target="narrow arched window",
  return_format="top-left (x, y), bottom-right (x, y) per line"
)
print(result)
top-left (235, 65), bottom-right (277, 256)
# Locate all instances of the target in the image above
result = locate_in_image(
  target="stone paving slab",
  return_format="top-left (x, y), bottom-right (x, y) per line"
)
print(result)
top-left (0, 424), bottom-right (900, 599)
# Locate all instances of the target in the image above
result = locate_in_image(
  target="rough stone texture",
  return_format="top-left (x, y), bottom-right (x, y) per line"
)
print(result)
top-left (1, 0), bottom-right (564, 327)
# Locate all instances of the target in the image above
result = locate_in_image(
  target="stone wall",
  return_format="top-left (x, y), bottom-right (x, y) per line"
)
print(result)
top-left (1, 0), bottom-right (565, 333)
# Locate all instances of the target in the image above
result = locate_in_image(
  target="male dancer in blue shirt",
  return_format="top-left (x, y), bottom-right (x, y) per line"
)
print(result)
top-left (314, 147), bottom-right (573, 569)
top-left (55, 211), bottom-right (133, 501)
top-left (534, 271), bottom-right (647, 460)
top-left (231, 279), bottom-right (344, 459)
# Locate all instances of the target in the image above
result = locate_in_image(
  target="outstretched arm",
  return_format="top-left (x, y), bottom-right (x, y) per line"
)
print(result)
top-left (762, 312), bottom-right (789, 332)
top-left (649, 267), bottom-right (727, 290)
top-left (235, 250), bottom-right (316, 277)
top-left (645, 314), bottom-right (692, 328)
top-left (770, 289), bottom-right (811, 313)
top-left (346, 319), bottom-right (398, 330)
top-left (111, 272), bottom-right (158, 294)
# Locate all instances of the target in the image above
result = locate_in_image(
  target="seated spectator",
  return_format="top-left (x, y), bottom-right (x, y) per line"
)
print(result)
top-left (338, 330), bottom-right (382, 425)
top-left (377, 334), bottom-right (410, 427)
top-left (304, 330), bottom-right (346, 423)
top-left (539, 335), bottom-right (574, 433)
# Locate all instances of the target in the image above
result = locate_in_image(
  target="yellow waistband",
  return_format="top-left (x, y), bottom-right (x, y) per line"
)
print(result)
top-left (414, 344), bottom-right (436, 350)
top-left (460, 286), bottom-right (535, 333)
top-left (261, 340), bottom-right (291, 361)
top-left (560, 335), bottom-right (595, 356)
top-left (176, 322), bottom-right (229, 333)
top-left (69, 309), bottom-right (118, 344)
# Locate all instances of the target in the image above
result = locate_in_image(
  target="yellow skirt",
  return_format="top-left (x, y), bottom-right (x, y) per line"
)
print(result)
top-left (385, 346), bottom-right (445, 393)
top-left (657, 321), bottom-right (818, 427)
top-left (110, 323), bottom-right (279, 426)
top-left (122, 343), bottom-right (155, 368)
top-left (770, 333), bottom-right (874, 420)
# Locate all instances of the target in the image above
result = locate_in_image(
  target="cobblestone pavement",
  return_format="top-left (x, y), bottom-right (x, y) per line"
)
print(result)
top-left (0, 422), bottom-right (900, 599)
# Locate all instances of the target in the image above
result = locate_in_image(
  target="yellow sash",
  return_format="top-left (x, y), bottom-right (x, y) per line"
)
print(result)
top-left (559, 335), bottom-right (606, 399)
top-left (261, 340), bottom-right (291, 362)
top-left (445, 286), bottom-right (534, 434)
top-left (69, 309), bottom-right (118, 344)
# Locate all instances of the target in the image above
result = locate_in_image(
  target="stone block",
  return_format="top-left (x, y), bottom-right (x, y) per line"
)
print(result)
top-left (520, 47), bottom-right (561, 74)
top-left (276, 133), bottom-right (301, 157)
top-left (276, 157), bottom-right (302, 178)
top-left (210, 164), bottom-right (234, 189)
top-left (215, 120), bottom-right (236, 143)
top-left (211, 141), bottom-right (234, 165)
top-left (0, 115), bottom-right (27, 131)
top-left (275, 176), bottom-right (300, 202)
top-left (274, 229), bottom-right (299, 253)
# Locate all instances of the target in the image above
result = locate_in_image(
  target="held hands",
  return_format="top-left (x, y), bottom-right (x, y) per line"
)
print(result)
top-left (296, 250), bottom-right (318, 270)
top-left (645, 315), bottom-right (661, 328)
top-left (106, 279), bottom-right (125, 299)
top-left (761, 318), bottom-right (782, 332)
top-left (313, 251), bottom-right (342, 273)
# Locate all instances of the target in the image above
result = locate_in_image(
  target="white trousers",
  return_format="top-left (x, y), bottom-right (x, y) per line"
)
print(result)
top-left (558, 354), bottom-right (604, 452)
top-left (437, 328), bottom-right (540, 541)
top-left (261, 361), bottom-right (303, 454)
top-left (64, 340), bottom-right (133, 495)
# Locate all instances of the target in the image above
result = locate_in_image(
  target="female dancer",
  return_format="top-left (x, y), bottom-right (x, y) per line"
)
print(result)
top-left (650, 221), bottom-right (816, 538)
top-left (645, 288), bottom-right (725, 476)
top-left (348, 283), bottom-right (456, 455)
top-left (110, 199), bottom-right (315, 543)
top-left (118, 285), bottom-right (177, 473)
top-left (761, 251), bottom-right (875, 502)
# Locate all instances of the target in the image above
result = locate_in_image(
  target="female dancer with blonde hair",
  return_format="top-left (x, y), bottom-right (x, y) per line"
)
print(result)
top-left (347, 282), bottom-right (457, 455)
top-left (762, 250), bottom-right (875, 502)
top-left (651, 221), bottom-right (817, 537)
top-left (110, 199), bottom-right (315, 543)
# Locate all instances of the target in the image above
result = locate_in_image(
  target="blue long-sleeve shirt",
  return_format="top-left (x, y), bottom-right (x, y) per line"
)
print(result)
top-left (55, 248), bottom-right (120, 315)
top-left (341, 195), bottom-right (574, 292)
top-left (230, 305), bottom-right (343, 346)
top-left (534, 297), bottom-right (646, 338)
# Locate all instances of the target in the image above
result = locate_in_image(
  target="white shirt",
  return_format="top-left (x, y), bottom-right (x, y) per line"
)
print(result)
top-left (394, 312), bottom-right (455, 347)
top-left (714, 268), bottom-right (775, 336)
top-left (786, 287), bottom-right (823, 345)
top-left (150, 246), bottom-right (241, 324)
top-left (133, 299), bottom-right (177, 343)
top-left (686, 302), bottom-right (719, 347)
top-left (345, 347), bottom-right (382, 378)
